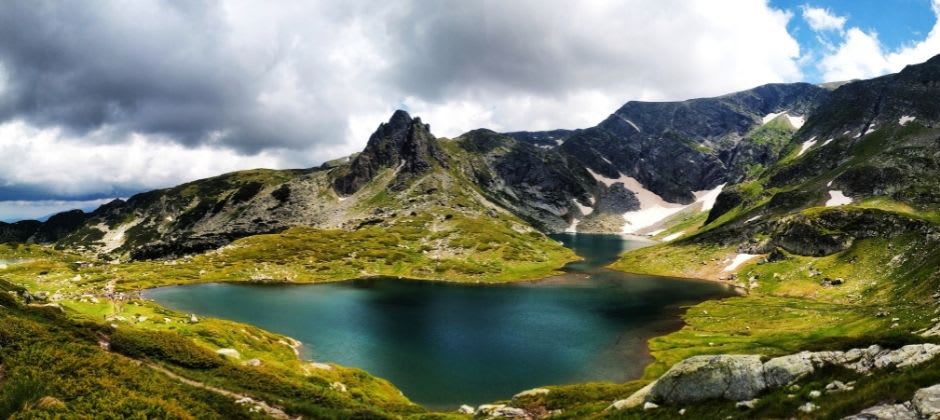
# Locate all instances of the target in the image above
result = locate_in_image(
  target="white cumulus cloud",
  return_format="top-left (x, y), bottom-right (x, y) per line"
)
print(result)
top-left (801, 5), bottom-right (847, 32)
top-left (818, 0), bottom-right (940, 81)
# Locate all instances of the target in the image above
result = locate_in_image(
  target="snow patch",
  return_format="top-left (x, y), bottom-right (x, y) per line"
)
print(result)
top-left (615, 114), bottom-right (641, 132)
top-left (565, 218), bottom-right (579, 233)
top-left (724, 254), bottom-right (760, 272)
top-left (694, 183), bottom-right (725, 213)
top-left (797, 136), bottom-right (818, 157)
top-left (662, 231), bottom-right (684, 242)
top-left (762, 111), bottom-right (804, 128)
top-left (745, 215), bottom-right (761, 223)
top-left (587, 168), bottom-right (724, 234)
top-left (762, 111), bottom-right (785, 124)
top-left (899, 115), bottom-right (916, 126)
top-left (555, 139), bottom-right (564, 145)
top-left (647, 228), bottom-right (666, 236)
top-left (572, 199), bottom-right (594, 217)
top-left (826, 190), bottom-right (852, 207)
top-left (826, 179), bottom-right (834, 187)
top-left (786, 114), bottom-right (805, 129)
top-left (821, 138), bottom-right (833, 147)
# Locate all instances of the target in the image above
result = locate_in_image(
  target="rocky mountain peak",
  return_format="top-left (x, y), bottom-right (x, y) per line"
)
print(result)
top-left (333, 110), bottom-right (448, 195)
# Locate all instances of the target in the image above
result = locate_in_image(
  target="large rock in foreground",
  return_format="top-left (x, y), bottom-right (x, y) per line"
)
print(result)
top-left (648, 355), bottom-right (766, 404)
top-left (611, 344), bottom-right (940, 410)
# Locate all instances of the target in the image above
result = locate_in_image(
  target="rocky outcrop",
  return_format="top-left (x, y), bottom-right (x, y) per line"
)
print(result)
top-left (611, 344), bottom-right (940, 409)
top-left (648, 355), bottom-right (766, 404)
top-left (333, 110), bottom-right (448, 195)
top-left (846, 383), bottom-right (940, 419)
top-left (561, 83), bottom-right (827, 203)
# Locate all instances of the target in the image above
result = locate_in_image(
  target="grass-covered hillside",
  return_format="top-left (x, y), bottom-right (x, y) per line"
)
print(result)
top-left (0, 278), bottom-right (432, 419)
top-left (596, 59), bottom-right (940, 418)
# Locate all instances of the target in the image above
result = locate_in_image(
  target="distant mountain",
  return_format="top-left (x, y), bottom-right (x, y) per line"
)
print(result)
top-left (13, 60), bottom-right (940, 262)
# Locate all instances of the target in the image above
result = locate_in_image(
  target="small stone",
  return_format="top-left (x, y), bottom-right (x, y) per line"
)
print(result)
top-left (216, 348), bottom-right (240, 359)
top-left (735, 399), bottom-right (758, 409)
top-left (457, 405), bottom-right (475, 415)
top-left (808, 390), bottom-right (821, 399)
top-left (243, 358), bottom-right (262, 367)
top-left (799, 402), bottom-right (818, 413)
top-left (643, 402), bottom-right (659, 410)
top-left (330, 382), bottom-right (347, 393)
top-left (678, 408), bottom-right (686, 415)
top-left (190, 314), bottom-right (199, 323)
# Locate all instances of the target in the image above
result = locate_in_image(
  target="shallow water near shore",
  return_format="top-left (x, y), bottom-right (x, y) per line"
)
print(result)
top-left (145, 233), bottom-right (735, 409)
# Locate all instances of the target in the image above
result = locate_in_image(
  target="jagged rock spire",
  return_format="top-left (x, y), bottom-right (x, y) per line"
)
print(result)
top-left (333, 110), bottom-right (448, 195)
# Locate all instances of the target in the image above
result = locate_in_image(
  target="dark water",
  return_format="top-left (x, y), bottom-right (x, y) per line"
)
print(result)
top-left (145, 234), bottom-right (734, 408)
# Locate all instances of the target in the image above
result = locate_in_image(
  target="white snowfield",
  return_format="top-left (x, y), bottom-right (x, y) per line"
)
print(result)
top-left (587, 169), bottom-right (725, 234)
top-left (762, 111), bottom-right (785, 124)
top-left (786, 114), bottom-right (805, 128)
top-left (724, 254), bottom-right (760, 272)
top-left (900, 115), bottom-right (916, 126)
top-left (797, 136), bottom-right (818, 157)
top-left (573, 198), bottom-right (594, 216)
top-left (566, 198), bottom-right (595, 233)
top-left (826, 190), bottom-right (853, 207)
top-left (762, 111), bottom-right (805, 128)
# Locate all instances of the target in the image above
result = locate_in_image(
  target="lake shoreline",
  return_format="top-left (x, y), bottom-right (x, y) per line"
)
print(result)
top-left (145, 234), bottom-right (737, 408)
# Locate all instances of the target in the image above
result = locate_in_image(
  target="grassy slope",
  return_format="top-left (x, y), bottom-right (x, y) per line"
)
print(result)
top-left (0, 148), bottom-right (577, 418)
top-left (598, 121), bottom-right (940, 416)
top-left (0, 279), bottom-right (427, 419)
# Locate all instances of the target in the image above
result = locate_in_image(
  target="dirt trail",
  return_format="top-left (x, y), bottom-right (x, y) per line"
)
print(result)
top-left (146, 363), bottom-right (295, 419)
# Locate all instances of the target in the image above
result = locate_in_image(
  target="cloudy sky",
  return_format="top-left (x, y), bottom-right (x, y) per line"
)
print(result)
top-left (1, 0), bottom-right (938, 221)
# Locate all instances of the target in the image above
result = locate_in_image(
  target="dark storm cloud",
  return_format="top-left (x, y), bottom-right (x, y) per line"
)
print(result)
top-left (0, 0), bottom-right (810, 220)
top-left (0, 1), bottom-right (349, 153)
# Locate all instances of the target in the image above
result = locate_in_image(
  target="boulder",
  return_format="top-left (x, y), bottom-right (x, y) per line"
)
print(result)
top-left (873, 344), bottom-right (940, 370)
top-left (648, 355), bottom-right (766, 404)
top-left (913, 384), bottom-right (940, 418)
top-left (763, 352), bottom-right (815, 387)
top-left (457, 405), bottom-right (475, 415)
top-left (845, 403), bottom-right (917, 419)
top-left (474, 404), bottom-right (528, 418)
top-left (607, 382), bottom-right (655, 411)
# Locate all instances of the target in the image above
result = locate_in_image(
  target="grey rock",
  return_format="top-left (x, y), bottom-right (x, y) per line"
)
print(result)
top-left (763, 352), bottom-right (815, 387)
top-left (799, 402), bottom-right (819, 413)
top-left (648, 355), bottom-right (766, 404)
top-left (913, 384), bottom-right (940, 418)
top-left (735, 399), bottom-right (758, 409)
top-left (845, 403), bottom-right (917, 420)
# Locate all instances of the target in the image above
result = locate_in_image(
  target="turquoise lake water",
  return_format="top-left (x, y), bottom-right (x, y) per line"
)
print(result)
top-left (145, 234), bottom-right (734, 408)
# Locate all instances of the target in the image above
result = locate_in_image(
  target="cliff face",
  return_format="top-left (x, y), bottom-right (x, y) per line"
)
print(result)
top-left (333, 110), bottom-right (448, 195)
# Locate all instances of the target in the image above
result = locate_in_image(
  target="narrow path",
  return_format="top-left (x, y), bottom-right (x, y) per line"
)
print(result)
top-left (145, 363), bottom-right (295, 419)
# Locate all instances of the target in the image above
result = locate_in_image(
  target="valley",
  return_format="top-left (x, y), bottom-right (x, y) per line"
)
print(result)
top-left (1, 54), bottom-right (939, 419)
